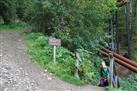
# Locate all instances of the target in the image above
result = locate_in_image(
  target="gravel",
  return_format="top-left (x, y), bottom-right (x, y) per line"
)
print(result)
top-left (0, 31), bottom-right (105, 91)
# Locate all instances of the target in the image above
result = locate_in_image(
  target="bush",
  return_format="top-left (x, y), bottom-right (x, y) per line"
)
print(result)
top-left (35, 36), bottom-right (49, 47)
top-left (107, 86), bottom-right (127, 91)
top-left (119, 74), bottom-right (137, 91)
top-left (23, 32), bottom-right (102, 85)
top-left (23, 32), bottom-right (85, 85)
top-left (77, 49), bottom-right (101, 85)
top-left (0, 22), bottom-right (29, 30)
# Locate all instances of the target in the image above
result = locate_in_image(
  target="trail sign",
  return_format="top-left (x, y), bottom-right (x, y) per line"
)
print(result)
top-left (49, 38), bottom-right (61, 46)
top-left (49, 38), bottom-right (61, 63)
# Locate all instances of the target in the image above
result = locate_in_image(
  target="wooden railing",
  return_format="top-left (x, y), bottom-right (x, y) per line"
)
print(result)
top-left (100, 48), bottom-right (137, 73)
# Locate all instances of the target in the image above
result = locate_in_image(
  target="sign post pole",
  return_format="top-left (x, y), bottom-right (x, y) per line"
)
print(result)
top-left (49, 38), bottom-right (61, 64)
top-left (110, 58), bottom-right (114, 87)
top-left (53, 45), bottom-right (56, 64)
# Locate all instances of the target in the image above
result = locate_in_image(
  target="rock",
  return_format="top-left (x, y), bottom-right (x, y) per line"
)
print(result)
top-left (0, 77), bottom-right (7, 86)
top-left (4, 88), bottom-right (9, 91)
top-left (18, 39), bottom-right (22, 42)
top-left (47, 76), bottom-right (52, 80)
top-left (44, 69), bottom-right (47, 72)
top-left (0, 54), bottom-right (3, 57)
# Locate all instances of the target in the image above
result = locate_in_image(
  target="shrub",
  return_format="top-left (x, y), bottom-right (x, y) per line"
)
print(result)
top-left (23, 32), bottom-right (102, 85)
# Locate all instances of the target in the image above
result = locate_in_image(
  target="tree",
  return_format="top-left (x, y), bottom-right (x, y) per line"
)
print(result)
top-left (16, 0), bottom-right (34, 21)
top-left (31, 0), bottom-right (116, 52)
top-left (0, 0), bottom-right (16, 24)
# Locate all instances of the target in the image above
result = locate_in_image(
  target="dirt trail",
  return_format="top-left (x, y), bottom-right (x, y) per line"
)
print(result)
top-left (0, 31), bottom-right (105, 91)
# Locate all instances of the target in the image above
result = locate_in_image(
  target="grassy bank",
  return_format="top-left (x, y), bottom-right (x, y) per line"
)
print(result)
top-left (107, 86), bottom-right (127, 91)
top-left (23, 32), bottom-right (85, 85)
top-left (0, 22), bottom-right (30, 31)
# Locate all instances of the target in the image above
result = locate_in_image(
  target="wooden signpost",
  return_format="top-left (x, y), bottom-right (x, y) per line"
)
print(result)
top-left (49, 38), bottom-right (61, 63)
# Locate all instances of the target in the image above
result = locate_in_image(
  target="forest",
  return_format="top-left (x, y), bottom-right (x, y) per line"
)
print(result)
top-left (0, 0), bottom-right (137, 91)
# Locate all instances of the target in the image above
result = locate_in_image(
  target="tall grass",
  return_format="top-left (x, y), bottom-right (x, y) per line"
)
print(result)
top-left (0, 22), bottom-right (30, 31)
top-left (23, 32), bottom-right (85, 85)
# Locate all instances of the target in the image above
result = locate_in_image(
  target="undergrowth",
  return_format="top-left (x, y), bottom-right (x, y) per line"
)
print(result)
top-left (0, 22), bottom-right (29, 31)
top-left (23, 32), bottom-right (85, 85)
top-left (23, 32), bottom-right (102, 86)
top-left (119, 74), bottom-right (137, 91)
top-left (107, 86), bottom-right (127, 91)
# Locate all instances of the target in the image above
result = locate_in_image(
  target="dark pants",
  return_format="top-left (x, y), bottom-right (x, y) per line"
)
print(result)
top-left (99, 79), bottom-right (108, 87)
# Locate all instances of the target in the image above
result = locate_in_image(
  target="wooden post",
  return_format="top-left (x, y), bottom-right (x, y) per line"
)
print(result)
top-left (115, 76), bottom-right (118, 88)
top-left (115, 11), bottom-right (120, 54)
top-left (125, 3), bottom-right (131, 59)
top-left (49, 38), bottom-right (61, 64)
top-left (53, 46), bottom-right (56, 64)
top-left (75, 52), bottom-right (81, 79)
top-left (110, 58), bottom-right (114, 87)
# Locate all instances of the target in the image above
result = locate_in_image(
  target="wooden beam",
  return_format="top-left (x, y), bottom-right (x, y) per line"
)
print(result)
top-left (117, 0), bottom-right (129, 7)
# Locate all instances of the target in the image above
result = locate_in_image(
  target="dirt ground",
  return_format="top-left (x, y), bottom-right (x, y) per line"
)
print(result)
top-left (0, 31), bottom-right (105, 91)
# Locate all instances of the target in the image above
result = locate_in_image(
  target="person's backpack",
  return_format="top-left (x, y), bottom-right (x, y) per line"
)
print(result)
top-left (98, 78), bottom-right (105, 87)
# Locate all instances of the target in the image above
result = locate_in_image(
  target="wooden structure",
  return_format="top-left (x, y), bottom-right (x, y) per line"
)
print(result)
top-left (101, 48), bottom-right (137, 73)
top-left (117, 0), bottom-right (129, 7)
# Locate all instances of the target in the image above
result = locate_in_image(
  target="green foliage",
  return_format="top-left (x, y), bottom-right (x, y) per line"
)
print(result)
top-left (31, 0), bottom-right (116, 53)
top-left (0, 0), bottom-right (16, 24)
top-left (0, 0), bottom-right (34, 24)
top-left (133, 52), bottom-right (137, 61)
top-left (77, 49), bottom-right (101, 85)
top-left (0, 22), bottom-right (29, 31)
top-left (56, 47), bottom-right (76, 74)
top-left (107, 86), bottom-right (127, 91)
top-left (23, 32), bottom-right (85, 85)
top-left (132, 2), bottom-right (137, 61)
top-left (47, 63), bottom-right (85, 85)
top-left (0, 0), bottom-right (137, 89)
top-left (35, 36), bottom-right (48, 47)
top-left (119, 74), bottom-right (137, 91)
top-left (23, 32), bottom-right (104, 85)
top-left (16, 0), bottom-right (34, 21)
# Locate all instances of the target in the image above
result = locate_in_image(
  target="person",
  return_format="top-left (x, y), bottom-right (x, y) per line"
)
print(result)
top-left (98, 61), bottom-right (109, 87)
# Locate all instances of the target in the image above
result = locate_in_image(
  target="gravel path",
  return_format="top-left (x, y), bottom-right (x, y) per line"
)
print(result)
top-left (0, 31), bottom-right (105, 91)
